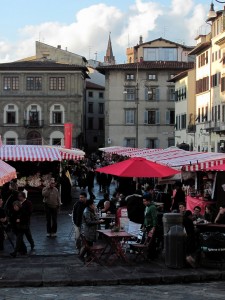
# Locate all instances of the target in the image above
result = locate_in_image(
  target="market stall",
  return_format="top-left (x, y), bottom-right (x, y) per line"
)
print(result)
top-left (0, 145), bottom-right (85, 210)
top-left (0, 160), bottom-right (17, 186)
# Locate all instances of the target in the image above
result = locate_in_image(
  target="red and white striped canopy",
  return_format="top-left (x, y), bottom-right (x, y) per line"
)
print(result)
top-left (0, 145), bottom-right (85, 162)
top-left (99, 146), bottom-right (225, 171)
top-left (0, 160), bottom-right (17, 186)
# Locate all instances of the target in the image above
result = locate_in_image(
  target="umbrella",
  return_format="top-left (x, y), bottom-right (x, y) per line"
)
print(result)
top-left (0, 160), bottom-right (17, 186)
top-left (96, 157), bottom-right (180, 178)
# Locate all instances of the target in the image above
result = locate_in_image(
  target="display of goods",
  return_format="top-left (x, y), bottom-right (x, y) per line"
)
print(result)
top-left (17, 177), bottom-right (27, 187)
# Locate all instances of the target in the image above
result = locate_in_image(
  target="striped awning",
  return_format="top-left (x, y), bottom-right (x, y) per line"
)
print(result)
top-left (0, 160), bottom-right (17, 186)
top-left (57, 147), bottom-right (85, 160)
top-left (99, 146), bottom-right (225, 171)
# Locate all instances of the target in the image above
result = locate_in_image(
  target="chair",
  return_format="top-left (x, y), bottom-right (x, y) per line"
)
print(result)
top-left (130, 230), bottom-right (155, 261)
top-left (80, 234), bottom-right (105, 266)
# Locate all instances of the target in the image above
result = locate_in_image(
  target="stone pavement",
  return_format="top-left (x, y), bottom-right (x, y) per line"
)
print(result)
top-left (0, 184), bottom-right (224, 287)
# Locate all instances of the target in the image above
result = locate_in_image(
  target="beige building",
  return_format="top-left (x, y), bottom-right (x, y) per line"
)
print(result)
top-left (169, 69), bottom-right (196, 149)
top-left (0, 60), bottom-right (88, 146)
top-left (98, 38), bottom-right (194, 149)
top-left (186, 4), bottom-right (225, 152)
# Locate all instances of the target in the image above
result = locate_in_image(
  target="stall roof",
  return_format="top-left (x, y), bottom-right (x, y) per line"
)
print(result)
top-left (0, 145), bottom-right (85, 162)
top-left (99, 146), bottom-right (225, 171)
top-left (0, 160), bottom-right (17, 185)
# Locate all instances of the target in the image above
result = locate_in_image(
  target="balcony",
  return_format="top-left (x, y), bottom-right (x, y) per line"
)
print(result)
top-left (24, 119), bottom-right (44, 128)
top-left (205, 121), bottom-right (215, 131)
top-left (187, 124), bottom-right (196, 133)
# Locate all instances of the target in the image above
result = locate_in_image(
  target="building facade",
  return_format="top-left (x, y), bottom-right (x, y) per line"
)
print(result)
top-left (170, 69), bottom-right (196, 149)
top-left (98, 61), bottom-right (194, 149)
top-left (0, 60), bottom-right (88, 146)
top-left (85, 81), bottom-right (105, 151)
top-left (98, 38), bottom-right (194, 149)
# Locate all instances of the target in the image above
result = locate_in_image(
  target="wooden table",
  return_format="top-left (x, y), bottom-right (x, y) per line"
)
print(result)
top-left (196, 223), bottom-right (225, 233)
top-left (97, 229), bottom-right (132, 263)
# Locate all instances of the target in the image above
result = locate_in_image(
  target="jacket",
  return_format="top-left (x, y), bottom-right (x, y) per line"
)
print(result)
top-left (72, 201), bottom-right (86, 227)
top-left (81, 207), bottom-right (99, 242)
top-left (144, 203), bottom-right (157, 230)
top-left (126, 194), bottom-right (145, 224)
top-left (42, 187), bottom-right (61, 208)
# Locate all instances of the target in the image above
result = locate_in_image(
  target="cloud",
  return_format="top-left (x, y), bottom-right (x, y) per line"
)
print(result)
top-left (0, 0), bottom-right (209, 63)
top-left (170, 0), bottom-right (194, 16)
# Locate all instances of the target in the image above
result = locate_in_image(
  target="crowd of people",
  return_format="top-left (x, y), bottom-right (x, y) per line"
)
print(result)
top-left (0, 155), bottom-right (225, 267)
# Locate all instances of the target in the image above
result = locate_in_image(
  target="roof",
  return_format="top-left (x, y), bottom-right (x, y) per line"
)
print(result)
top-left (0, 60), bottom-right (90, 78)
top-left (97, 61), bottom-right (194, 74)
top-left (168, 69), bottom-right (194, 82)
top-left (99, 146), bottom-right (225, 171)
top-left (188, 42), bottom-right (211, 55)
top-left (0, 145), bottom-right (85, 162)
top-left (86, 81), bottom-right (105, 90)
top-left (134, 37), bottom-right (194, 50)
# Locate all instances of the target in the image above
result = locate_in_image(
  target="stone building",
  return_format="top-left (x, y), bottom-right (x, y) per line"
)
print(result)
top-left (98, 38), bottom-right (194, 149)
top-left (0, 60), bottom-right (88, 146)
top-left (85, 81), bottom-right (105, 152)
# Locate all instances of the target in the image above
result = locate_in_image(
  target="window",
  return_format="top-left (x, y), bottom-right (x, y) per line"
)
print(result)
top-left (181, 114), bottom-right (186, 129)
top-left (3, 77), bottom-right (19, 90)
top-left (148, 74), bottom-right (157, 81)
top-left (124, 87), bottom-right (135, 101)
top-left (6, 112), bottom-right (16, 124)
top-left (49, 77), bottom-right (65, 90)
top-left (145, 87), bottom-right (159, 101)
top-left (211, 72), bottom-right (221, 87)
top-left (166, 110), bottom-right (175, 125)
top-left (196, 76), bottom-right (209, 94)
top-left (125, 110), bottom-right (135, 124)
top-left (124, 138), bottom-right (136, 147)
top-left (143, 47), bottom-right (177, 61)
top-left (222, 105), bottom-right (225, 122)
top-left (145, 110), bottom-right (160, 125)
top-left (26, 77), bottom-right (42, 90)
top-left (6, 138), bottom-right (16, 145)
top-left (125, 74), bottom-right (135, 80)
top-left (218, 105), bottom-right (221, 121)
top-left (99, 92), bottom-right (104, 98)
top-left (98, 118), bottom-right (104, 130)
top-left (205, 106), bottom-right (208, 122)
top-left (52, 112), bottom-right (62, 124)
top-left (99, 103), bottom-right (104, 114)
top-left (221, 77), bottom-right (225, 92)
top-left (198, 51), bottom-right (208, 68)
top-left (201, 107), bottom-right (205, 122)
top-left (88, 102), bottom-right (93, 113)
top-left (146, 138), bottom-right (159, 149)
top-left (88, 117), bottom-right (93, 129)
top-left (168, 87), bottom-right (175, 101)
top-left (168, 138), bottom-right (175, 147)
top-left (88, 91), bottom-right (93, 97)
top-left (52, 138), bottom-right (61, 145)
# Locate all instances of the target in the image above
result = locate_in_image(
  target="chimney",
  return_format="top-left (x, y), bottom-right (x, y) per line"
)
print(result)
top-left (139, 35), bottom-right (143, 45)
top-left (57, 45), bottom-right (61, 49)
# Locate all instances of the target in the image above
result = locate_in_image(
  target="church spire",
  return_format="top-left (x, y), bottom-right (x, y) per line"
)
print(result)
top-left (104, 32), bottom-right (115, 65)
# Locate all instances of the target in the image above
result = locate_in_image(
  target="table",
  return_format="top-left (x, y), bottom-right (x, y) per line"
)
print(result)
top-left (196, 223), bottom-right (225, 233)
top-left (186, 196), bottom-right (215, 214)
top-left (97, 229), bottom-right (132, 263)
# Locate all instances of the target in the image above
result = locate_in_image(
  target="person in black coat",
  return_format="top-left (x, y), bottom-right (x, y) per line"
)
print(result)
top-left (126, 193), bottom-right (145, 225)
top-left (59, 170), bottom-right (72, 205)
top-left (72, 192), bottom-right (87, 251)
top-left (172, 182), bottom-right (186, 211)
top-left (183, 210), bottom-right (197, 267)
top-left (86, 167), bottom-right (95, 199)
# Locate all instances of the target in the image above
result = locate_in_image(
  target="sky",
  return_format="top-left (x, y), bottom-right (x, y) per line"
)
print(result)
top-left (0, 0), bottom-right (221, 63)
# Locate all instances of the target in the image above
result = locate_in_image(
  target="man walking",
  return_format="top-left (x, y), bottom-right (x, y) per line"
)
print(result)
top-left (17, 191), bottom-right (34, 251)
top-left (72, 192), bottom-right (87, 252)
top-left (42, 178), bottom-right (61, 237)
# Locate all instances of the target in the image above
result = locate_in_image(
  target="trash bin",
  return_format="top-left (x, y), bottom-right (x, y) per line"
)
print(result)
top-left (163, 213), bottom-right (183, 235)
top-left (165, 225), bottom-right (186, 268)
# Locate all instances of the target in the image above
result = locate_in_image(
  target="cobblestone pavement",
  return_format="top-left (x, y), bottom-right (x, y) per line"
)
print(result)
top-left (0, 282), bottom-right (225, 300)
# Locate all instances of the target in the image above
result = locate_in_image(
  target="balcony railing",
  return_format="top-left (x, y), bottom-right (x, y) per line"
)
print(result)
top-left (24, 119), bottom-right (44, 128)
top-left (205, 121), bottom-right (215, 131)
top-left (187, 124), bottom-right (196, 133)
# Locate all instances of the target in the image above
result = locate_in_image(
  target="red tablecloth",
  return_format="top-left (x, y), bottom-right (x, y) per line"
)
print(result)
top-left (186, 196), bottom-right (214, 214)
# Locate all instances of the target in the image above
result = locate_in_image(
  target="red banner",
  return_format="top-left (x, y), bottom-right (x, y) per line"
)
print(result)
top-left (64, 123), bottom-right (73, 149)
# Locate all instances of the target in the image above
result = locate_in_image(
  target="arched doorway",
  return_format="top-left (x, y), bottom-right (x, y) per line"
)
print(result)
top-left (27, 131), bottom-right (42, 145)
